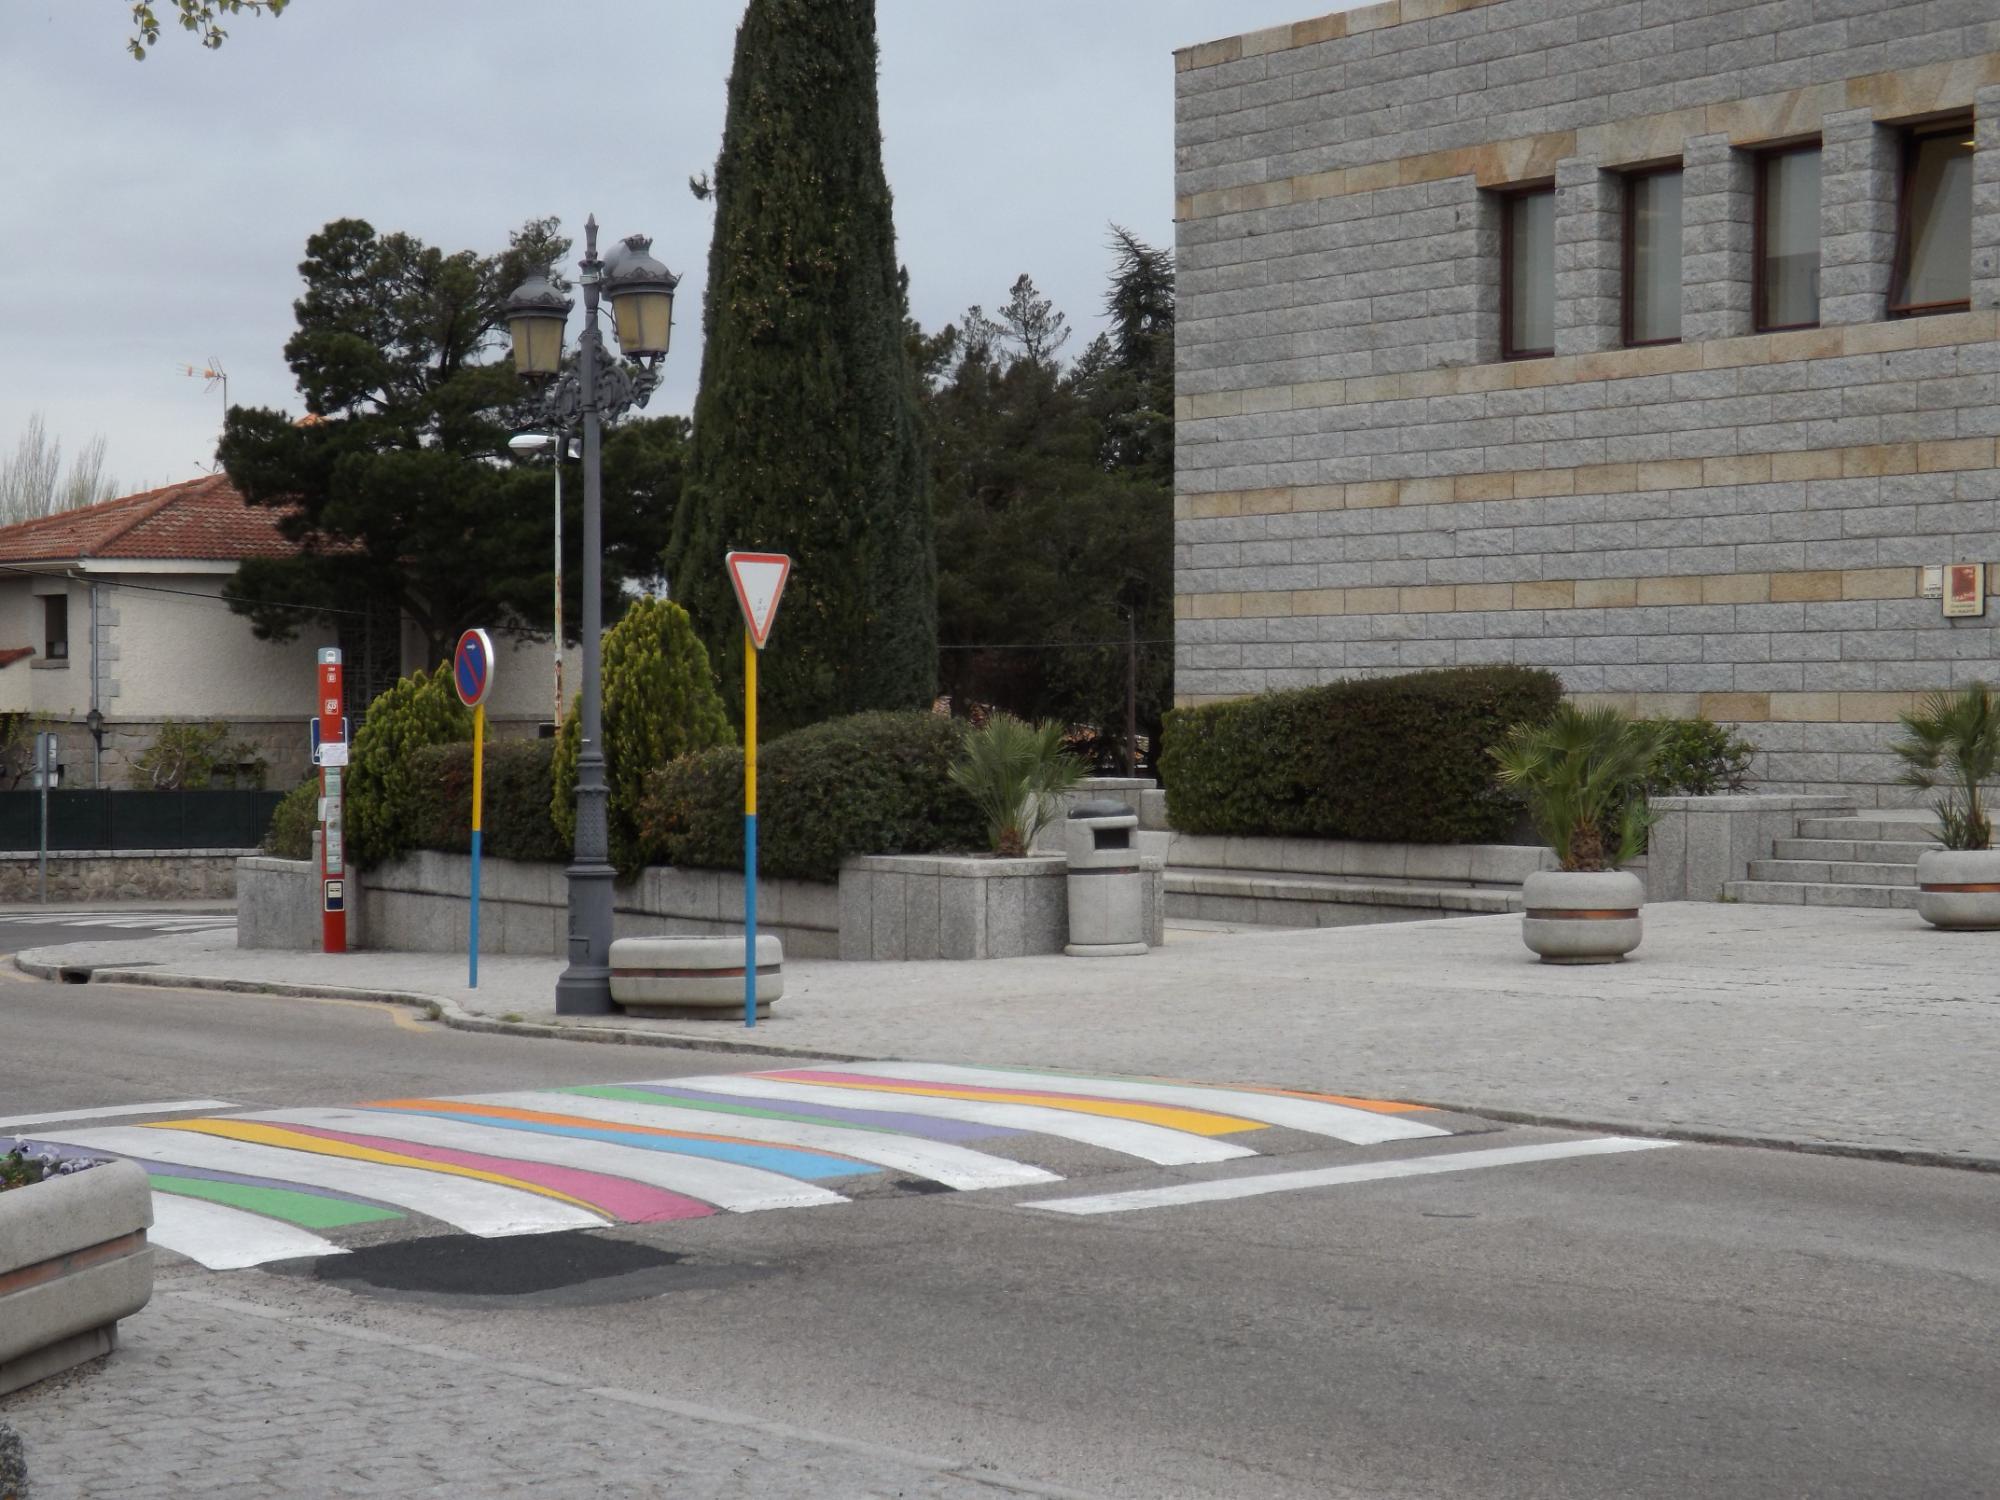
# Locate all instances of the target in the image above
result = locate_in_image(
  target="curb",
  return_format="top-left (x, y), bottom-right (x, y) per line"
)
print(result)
top-left (15, 954), bottom-right (1996, 1176)
top-left (10, 952), bottom-right (873, 1063)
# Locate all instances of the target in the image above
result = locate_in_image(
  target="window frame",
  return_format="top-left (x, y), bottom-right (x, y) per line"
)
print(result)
top-left (1888, 115), bottom-right (1975, 319)
top-left (42, 594), bottom-right (68, 662)
top-left (1753, 140), bottom-right (1822, 333)
top-left (1620, 162), bottom-right (1685, 349)
top-left (1499, 182), bottom-right (1556, 361)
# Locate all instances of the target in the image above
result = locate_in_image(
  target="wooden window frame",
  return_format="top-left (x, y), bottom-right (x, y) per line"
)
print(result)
top-left (1753, 141), bottom-right (1822, 333)
top-left (1499, 183), bottom-right (1555, 361)
top-left (1888, 116), bottom-right (1975, 319)
top-left (1620, 163), bottom-right (1684, 349)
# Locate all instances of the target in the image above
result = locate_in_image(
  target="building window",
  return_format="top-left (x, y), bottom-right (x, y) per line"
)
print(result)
top-left (42, 595), bottom-right (68, 661)
top-left (1622, 166), bottom-right (1683, 346)
top-left (1501, 185), bottom-right (1554, 359)
top-left (1755, 144), bottom-right (1821, 331)
top-left (1889, 119), bottom-right (1974, 316)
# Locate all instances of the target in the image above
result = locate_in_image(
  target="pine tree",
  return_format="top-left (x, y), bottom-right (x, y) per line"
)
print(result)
top-left (666, 0), bottom-right (934, 734)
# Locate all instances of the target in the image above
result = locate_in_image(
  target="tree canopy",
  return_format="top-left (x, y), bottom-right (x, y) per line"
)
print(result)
top-left (128, 0), bottom-right (288, 58)
top-left (218, 216), bottom-right (681, 666)
top-left (923, 229), bottom-right (1176, 766)
top-left (666, 0), bottom-right (935, 735)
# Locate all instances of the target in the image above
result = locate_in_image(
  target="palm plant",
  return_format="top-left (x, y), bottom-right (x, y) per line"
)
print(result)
top-left (948, 714), bottom-right (1087, 857)
top-left (1889, 683), bottom-right (1999, 851)
top-left (1489, 704), bottom-right (1664, 871)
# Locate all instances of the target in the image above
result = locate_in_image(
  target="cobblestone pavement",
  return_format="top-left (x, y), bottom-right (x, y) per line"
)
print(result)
top-left (0, 1286), bottom-right (1096, 1500)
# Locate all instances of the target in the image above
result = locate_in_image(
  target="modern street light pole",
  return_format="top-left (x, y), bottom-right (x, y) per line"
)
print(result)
top-left (507, 216), bottom-right (679, 1015)
top-left (506, 429), bottom-right (580, 729)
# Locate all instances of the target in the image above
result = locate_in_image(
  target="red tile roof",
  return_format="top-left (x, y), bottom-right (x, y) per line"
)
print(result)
top-left (0, 474), bottom-right (302, 565)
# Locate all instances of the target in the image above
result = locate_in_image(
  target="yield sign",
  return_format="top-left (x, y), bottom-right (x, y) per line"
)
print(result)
top-left (726, 551), bottom-right (791, 650)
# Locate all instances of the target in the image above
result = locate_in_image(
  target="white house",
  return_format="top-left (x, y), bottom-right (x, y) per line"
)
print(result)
top-left (0, 475), bottom-right (571, 788)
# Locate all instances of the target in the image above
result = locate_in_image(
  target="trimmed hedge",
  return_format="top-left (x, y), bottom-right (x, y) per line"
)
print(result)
top-left (410, 738), bottom-right (568, 864)
top-left (261, 777), bottom-right (319, 860)
top-left (347, 663), bottom-right (471, 868)
top-left (1646, 717), bottom-right (1756, 796)
top-left (638, 711), bottom-right (986, 882)
top-left (1159, 666), bottom-right (1564, 843)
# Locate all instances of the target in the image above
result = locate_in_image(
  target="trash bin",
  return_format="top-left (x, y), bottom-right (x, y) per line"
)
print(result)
top-left (1064, 798), bottom-right (1149, 957)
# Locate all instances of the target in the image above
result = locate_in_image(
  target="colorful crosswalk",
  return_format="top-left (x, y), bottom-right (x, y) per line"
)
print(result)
top-left (27, 1063), bottom-right (1455, 1270)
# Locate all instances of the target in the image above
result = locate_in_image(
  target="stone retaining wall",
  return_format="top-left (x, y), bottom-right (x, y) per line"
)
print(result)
top-left (0, 849), bottom-right (247, 904)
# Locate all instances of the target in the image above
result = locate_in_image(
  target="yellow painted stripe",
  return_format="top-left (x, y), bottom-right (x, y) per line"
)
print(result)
top-left (149, 1119), bottom-right (605, 1215)
top-left (776, 1078), bottom-right (1268, 1138)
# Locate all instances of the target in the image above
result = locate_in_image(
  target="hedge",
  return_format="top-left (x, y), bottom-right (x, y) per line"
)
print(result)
top-left (261, 777), bottom-right (318, 860)
top-left (346, 663), bottom-right (471, 867)
top-left (638, 711), bottom-right (986, 882)
top-left (408, 738), bottom-right (569, 864)
top-left (1158, 666), bottom-right (1563, 843)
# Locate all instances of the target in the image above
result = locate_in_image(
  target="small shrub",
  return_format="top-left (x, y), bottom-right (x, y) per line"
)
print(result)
top-left (1891, 682), bottom-right (2000, 851)
top-left (347, 663), bottom-right (471, 868)
top-left (948, 714), bottom-right (1087, 856)
top-left (1490, 704), bottom-right (1664, 871)
top-left (640, 711), bottom-right (985, 882)
top-left (130, 718), bottom-right (266, 790)
top-left (262, 777), bottom-right (319, 859)
top-left (552, 597), bottom-right (732, 877)
top-left (410, 738), bottom-right (569, 864)
top-left (1159, 666), bottom-right (1564, 844)
top-left (1646, 717), bottom-right (1756, 797)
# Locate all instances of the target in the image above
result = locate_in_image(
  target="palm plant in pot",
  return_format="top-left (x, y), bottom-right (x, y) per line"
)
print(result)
top-left (948, 713), bottom-right (1087, 857)
top-left (1889, 683), bottom-right (2000, 931)
top-left (1490, 704), bottom-right (1663, 963)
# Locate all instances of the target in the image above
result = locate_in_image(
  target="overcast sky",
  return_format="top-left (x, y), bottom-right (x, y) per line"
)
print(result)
top-left (1, 0), bottom-right (1343, 494)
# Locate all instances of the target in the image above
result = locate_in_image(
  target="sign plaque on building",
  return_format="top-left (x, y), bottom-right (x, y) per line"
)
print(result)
top-left (1943, 563), bottom-right (1986, 619)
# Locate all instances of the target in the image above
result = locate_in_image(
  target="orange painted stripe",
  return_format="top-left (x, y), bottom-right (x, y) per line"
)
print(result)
top-left (150, 1119), bottom-right (606, 1216)
top-left (1203, 1081), bottom-right (1438, 1115)
top-left (760, 1071), bottom-right (1268, 1137)
top-left (363, 1098), bottom-right (869, 1165)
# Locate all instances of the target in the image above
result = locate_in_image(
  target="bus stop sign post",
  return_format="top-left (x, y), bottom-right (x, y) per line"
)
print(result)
top-left (316, 648), bottom-right (347, 954)
top-left (453, 629), bottom-right (496, 987)
top-left (726, 551), bottom-right (791, 1029)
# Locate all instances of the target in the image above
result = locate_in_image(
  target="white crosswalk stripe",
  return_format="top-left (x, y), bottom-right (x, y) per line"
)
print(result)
top-left (148, 1194), bottom-right (348, 1269)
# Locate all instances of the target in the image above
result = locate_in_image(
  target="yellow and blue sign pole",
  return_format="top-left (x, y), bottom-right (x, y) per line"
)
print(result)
top-left (743, 628), bottom-right (758, 1029)
top-left (725, 551), bottom-right (791, 1030)
top-left (453, 628), bottom-right (496, 990)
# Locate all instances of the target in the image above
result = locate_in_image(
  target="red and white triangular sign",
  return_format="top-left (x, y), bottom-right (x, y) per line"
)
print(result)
top-left (726, 551), bottom-right (792, 650)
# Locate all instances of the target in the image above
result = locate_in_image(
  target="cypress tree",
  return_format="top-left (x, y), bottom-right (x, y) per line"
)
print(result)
top-left (667, 0), bottom-right (935, 734)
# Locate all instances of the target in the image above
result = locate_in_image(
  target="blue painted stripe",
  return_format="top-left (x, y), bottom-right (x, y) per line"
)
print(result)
top-left (356, 1105), bottom-right (879, 1182)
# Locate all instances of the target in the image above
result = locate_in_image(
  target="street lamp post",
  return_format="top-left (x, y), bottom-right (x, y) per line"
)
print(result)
top-left (507, 215), bottom-right (679, 1016)
top-left (507, 429), bottom-right (581, 730)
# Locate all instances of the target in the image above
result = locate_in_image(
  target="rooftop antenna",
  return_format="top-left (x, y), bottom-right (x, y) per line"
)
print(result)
top-left (178, 358), bottom-right (229, 422)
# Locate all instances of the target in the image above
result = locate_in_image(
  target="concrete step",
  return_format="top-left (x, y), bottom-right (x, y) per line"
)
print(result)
top-left (1723, 880), bottom-right (1921, 910)
top-left (1795, 816), bottom-right (1941, 842)
top-left (1745, 858), bottom-right (1919, 886)
top-left (1770, 837), bottom-right (1932, 864)
top-left (1165, 867), bottom-right (1521, 929)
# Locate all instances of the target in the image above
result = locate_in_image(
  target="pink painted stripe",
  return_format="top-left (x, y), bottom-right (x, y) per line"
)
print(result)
top-left (275, 1123), bottom-right (713, 1224)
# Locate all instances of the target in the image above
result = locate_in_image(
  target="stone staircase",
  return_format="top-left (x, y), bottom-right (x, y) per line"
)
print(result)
top-left (1724, 811), bottom-right (1940, 910)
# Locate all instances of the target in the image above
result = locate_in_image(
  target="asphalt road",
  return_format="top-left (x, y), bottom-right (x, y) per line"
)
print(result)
top-left (4, 972), bottom-right (1996, 1499)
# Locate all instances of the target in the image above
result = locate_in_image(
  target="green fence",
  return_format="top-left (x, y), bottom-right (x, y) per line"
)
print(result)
top-left (0, 790), bottom-right (287, 852)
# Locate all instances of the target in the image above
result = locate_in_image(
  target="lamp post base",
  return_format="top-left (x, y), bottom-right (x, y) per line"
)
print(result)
top-left (556, 858), bottom-right (617, 1015)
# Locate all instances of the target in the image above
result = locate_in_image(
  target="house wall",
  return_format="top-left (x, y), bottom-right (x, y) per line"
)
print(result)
top-left (1172, 0), bottom-right (2000, 805)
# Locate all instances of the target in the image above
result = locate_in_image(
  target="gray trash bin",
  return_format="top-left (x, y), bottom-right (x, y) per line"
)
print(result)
top-left (1064, 798), bottom-right (1148, 957)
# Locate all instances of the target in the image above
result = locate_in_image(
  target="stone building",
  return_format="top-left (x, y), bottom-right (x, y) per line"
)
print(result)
top-left (1173, 0), bottom-right (1999, 803)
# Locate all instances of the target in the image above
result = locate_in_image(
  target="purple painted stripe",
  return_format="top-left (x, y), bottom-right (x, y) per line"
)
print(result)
top-left (275, 1122), bottom-right (712, 1225)
top-left (619, 1085), bottom-right (1022, 1143)
top-left (23, 1139), bottom-right (398, 1212)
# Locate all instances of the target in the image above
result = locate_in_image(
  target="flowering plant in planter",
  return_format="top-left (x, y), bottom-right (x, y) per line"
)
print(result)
top-left (1, 1141), bottom-right (106, 1193)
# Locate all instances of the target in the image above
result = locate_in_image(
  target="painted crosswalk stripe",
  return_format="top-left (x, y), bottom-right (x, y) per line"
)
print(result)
top-left (761, 1069), bottom-right (1271, 1138)
top-left (253, 1107), bottom-right (846, 1214)
top-left (43, 1125), bottom-right (605, 1237)
top-left (857, 1063), bottom-right (1449, 1145)
top-left (1021, 1137), bottom-right (1680, 1216)
top-left (567, 1084), bottom-right (1027, 1143)
top-left (464, 1090), bottom-right (1061, 1192)
top-left (147, 1174), bottom-right (402, 1230)
top-left (148, 1193), bottom-right (348, 1270)
top-left (0, 1100), bottom-right (237, 1132)
top-left (660, 1074), bottom-right (1259, 1166)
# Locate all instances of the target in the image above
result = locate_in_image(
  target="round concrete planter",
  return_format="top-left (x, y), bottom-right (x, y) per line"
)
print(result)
top-left (1915, 848), bottom-right (2000, 931)
top-left (609, 934), bottom-right (783, 1019)
top-left (0, 1157), bottom-right (154, 1397)
top-left (1520, 869), bottom-right (1644, 964)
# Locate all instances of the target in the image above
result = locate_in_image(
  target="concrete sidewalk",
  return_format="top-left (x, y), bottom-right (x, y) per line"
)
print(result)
top-left (16, 903), bottom-right (1999, 1170)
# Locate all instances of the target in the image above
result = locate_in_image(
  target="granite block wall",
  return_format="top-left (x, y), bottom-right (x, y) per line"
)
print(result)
top-left (1174, 0), bottom-right (2000, 803)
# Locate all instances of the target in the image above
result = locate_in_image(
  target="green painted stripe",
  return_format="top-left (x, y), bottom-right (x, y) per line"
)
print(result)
top-left (559, 1085), bottom-right (899, 1134)
top-left (148, 1175), bottom-right (403, 1229)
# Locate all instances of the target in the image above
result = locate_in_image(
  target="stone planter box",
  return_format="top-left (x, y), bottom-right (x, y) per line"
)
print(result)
top-left (1520, 869), bottom-right (1645, 964)
top-left (0, 1158), bottom-right (155, 1397)
top-left (839, 854), bottom-right (1071, 961)
top-left (1915, 848), bottom-right (2000, 930)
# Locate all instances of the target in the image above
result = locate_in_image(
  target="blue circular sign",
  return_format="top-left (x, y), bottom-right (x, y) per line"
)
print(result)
top-left (453, 628), bottom-right (495, 709)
